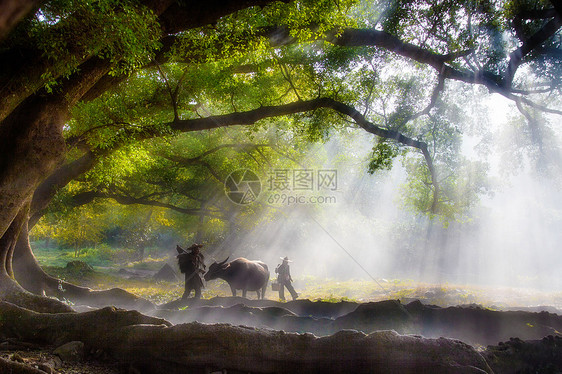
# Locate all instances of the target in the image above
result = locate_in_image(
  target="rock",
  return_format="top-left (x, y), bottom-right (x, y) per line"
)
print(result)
top-left (0, 357), bottom-right (47, 374)
top-left (117, 267), bottom-right (153, 280)
top-left (310, 329), bottom-right (493, 374)
top-left (484, 335), bottom-right (562, 374)
top-left (65, 261), bottom-right (93, 274)
top-left (283, 298), bottom-right (359, 318)
top-left (48, 356), bottom-right (63, 368)
top-left (152, 263), bottom-right (179, 282)
top-left (53, 341), bottom-right (84, 363)
top-left (118, 268), bottom-right (134, 275)
top-left (405, 302), bottom-right (562, 346)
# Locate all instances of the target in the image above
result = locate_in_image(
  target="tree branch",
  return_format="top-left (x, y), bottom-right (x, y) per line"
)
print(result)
top-left (165, 98), bottom-right (439, 196)
top-left (328, 27), bottom-right (561, 116)
top-left (29, 152), bottom-right (99, 227)
top-left (157, 0), bottom-right (288, 35)
top-left (167, 143), bottom-right (271, 162)
top-left (69, 191), bottom-right (216, 217)
top-left (518, 8), bottom-right (559, 20)
top-left (331, 29), bottom-right (472, 70)
top-left (410, 74), bottom-right (445, 121)
top-left (154, 62), bottom-right (179, 121)
top-left (35, 98), bottom-right (440, 228)
top-left (505, 16), bottom-right (562, 88)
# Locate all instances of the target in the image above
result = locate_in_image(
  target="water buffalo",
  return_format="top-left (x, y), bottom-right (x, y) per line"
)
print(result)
top-left (204, 257), bottom-right (269, 299)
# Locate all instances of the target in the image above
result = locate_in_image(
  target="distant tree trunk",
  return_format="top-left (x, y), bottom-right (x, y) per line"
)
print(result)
top-left (194, 201), bottom-right (209, 244)
top-left (136, 209), bottom-right (154, 261)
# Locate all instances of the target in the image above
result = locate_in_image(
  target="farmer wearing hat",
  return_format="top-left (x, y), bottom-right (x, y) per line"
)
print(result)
top-left (176, 243), bottom-right (206, 299)
top-left (275, 256), bottom-right (298, 301)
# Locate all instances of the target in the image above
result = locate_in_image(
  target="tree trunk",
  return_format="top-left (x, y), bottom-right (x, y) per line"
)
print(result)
top-left (0, 202), bottom-right (72, 313)
top-left (0, 61), bottom-right (115, 312)
top-left (11, 149), bottom-right (158, 310)
top-left (13, 221), bottom-right (156, 311)
top-left (194, 201), bottom-right (208, 244)
top-left (0, 95), bottom-right (68, 239)
top-left (0, 92), bottom-right (81, 313)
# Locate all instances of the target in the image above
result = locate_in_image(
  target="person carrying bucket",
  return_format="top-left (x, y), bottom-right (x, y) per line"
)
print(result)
top-left (275, 256), bottom-right (298, 301)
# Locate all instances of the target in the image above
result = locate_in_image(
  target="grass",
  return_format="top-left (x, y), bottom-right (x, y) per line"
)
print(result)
top-left (32, 242), bottom-right (171, 269)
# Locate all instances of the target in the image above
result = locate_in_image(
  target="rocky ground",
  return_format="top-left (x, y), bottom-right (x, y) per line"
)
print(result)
top-left (0, 344), bottom-right (120, 373)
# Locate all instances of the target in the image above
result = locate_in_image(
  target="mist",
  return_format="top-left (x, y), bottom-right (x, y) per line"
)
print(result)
top-left (211, 96), bottom-right (562, 303)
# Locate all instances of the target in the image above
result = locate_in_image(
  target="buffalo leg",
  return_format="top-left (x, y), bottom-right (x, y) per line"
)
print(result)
top-left (242, 289), bottom-right (247, 298)
top-left (230, 285), bottom-right (237, 297)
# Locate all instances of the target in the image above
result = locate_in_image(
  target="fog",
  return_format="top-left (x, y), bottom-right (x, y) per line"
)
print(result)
top-left (212, 95), bottom-right (562, 300)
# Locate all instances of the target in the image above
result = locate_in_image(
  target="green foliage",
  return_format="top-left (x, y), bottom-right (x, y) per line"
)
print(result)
top-left (24, 0), bottom-right (561, 243)
top-left (172, 0), bottom-right (357, 63)
top-left (380, 0), bottom-right (501, 54)
top-left (48, 205), bottom-right (108, 255)
top-left (68, 70), bottom-right (174, 150)
top-left (368, 141), bottom-right (401, 172)
top-left (14, 0), bottom-right (161, 92)
top-left (84, 144), bottom-right (157, 185)
top-left (40, 119), bottom-right (334, 252)
top-left (401, 155), bottom-right (491, 222)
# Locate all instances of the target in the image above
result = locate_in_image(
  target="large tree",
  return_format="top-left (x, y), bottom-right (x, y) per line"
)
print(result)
top-left (0, 0), bottom-right (561, 372)
top-left (1, 0), bottom-right (561, 315)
